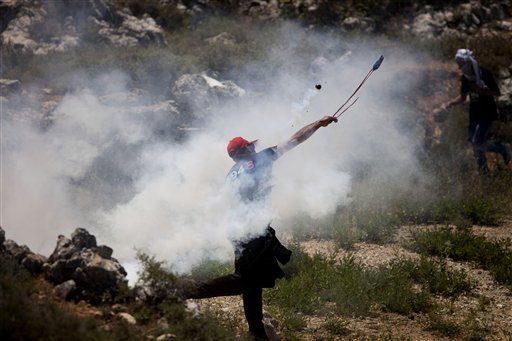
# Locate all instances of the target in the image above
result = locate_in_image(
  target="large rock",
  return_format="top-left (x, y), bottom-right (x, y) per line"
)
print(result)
top-left (407, 2), bottom-right (512, 39)
top-left (89, 9), bottom-right (167, 47)
top-left (0, 1), bottom-right (80, 55)
top-left (22, 253), bottom-right (48, 274)
top-left (3, 237), bottom-right (48, 275)
top-left (44, 228), bottom-right (127, 302)
top-left (0, 79), bottom-right (22, 95)
top-left (497, 66), bottom-right (512, 118)
top-left (4, 239), bottom-right (31, 262)
top-left (53, 279), bottom-right (77, 300)
top-left (0, 0), bottom-right (166, 54)
top-left (171, 72), bottom-right (246, 119)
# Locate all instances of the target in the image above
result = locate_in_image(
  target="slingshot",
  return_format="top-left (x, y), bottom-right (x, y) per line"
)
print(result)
top-left (332, 55), bottom-right (384, 118)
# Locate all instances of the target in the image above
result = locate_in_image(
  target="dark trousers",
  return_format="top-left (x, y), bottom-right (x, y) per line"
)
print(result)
top-left (469, 118), bottom-right (508, 171)
top-left (187, 273), bottom-right (266, 337)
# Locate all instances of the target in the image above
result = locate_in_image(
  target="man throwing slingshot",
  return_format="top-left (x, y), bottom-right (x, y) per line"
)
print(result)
top-left (186, 115), bottom-right (337, 340)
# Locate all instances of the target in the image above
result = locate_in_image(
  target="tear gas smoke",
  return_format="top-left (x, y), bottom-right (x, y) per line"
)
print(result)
top-left (1, 25), bottom-right (425, 284)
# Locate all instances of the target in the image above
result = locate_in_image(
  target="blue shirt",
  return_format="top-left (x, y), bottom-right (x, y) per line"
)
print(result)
top-left (226, 147), bottom-right (279, 203)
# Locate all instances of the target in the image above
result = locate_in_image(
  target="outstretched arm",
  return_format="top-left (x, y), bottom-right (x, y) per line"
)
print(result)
top-left (276, 116), bottom-right (337, 156)
top-left (433, 93), bottom-right (467, 121)
top-left (435, 93), bottom-right (466, 113)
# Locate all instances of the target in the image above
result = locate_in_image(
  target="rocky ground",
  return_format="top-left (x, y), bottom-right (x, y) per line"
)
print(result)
top-left (188, 220), bottom-right (512, 340)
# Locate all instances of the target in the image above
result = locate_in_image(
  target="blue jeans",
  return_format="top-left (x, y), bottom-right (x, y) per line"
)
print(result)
top-left (470, 119), bottom-right (508, 171)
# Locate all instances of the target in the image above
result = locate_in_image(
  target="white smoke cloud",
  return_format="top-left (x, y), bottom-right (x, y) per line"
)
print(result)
top-left (1, 25), bottom-right (426, 284)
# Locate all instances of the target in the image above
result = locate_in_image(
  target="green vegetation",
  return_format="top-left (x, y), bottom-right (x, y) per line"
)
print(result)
top-left (133, 252), bottom-right (236, 339)
top-left (189, 258), bottom-right (234, 281)
top-left (426, 312), bottom-right (463, 338)
top-left (323, 317), bottom-right (350, 336)
top-left (264, 246), bottom-right (473, 331)
top-left (411, 227), bottom-right (512, 288)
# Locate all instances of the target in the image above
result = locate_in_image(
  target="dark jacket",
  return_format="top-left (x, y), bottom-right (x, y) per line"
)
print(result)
top-left (461, 67), bottom-right (499, 121)
top-left (234, 226), bottom-right (292, 288)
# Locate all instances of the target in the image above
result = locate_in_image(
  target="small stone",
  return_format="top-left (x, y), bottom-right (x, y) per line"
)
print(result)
top-left (156, 333), bottom-right (176, 341)
top-left (117, 312), bottom-right (137, 325)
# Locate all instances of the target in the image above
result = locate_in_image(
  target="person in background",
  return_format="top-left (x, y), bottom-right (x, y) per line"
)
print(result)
top-left (186, 115), bottom-right (338, 340)
top-left (435, 48), bottom-right (510, 173)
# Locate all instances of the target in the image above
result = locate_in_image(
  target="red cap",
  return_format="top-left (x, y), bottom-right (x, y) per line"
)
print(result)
top-left (227, 137), bottom-right (256, 157)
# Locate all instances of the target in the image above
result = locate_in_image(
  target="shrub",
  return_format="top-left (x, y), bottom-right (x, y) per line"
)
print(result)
top-left (269, 248), bottom-right (438, 320)
top-left (136, 251), bottom-right (183, 303)
top-left (323, 317), bottom-right (351, 336)
top-left (393, 256), bottom-right (474, 297)
top-left (189, 259), bottom-right (233, 282)
top-left (411, 227), bottom-right (512, 288)
top-left (427, 312), bottom-right (462, 338)
top-left (270, 249), bottom-right (338, 315)
top-left (373, 260), bottom-right (432, 314)
top-left (135, 252), bottom-right (236, 339)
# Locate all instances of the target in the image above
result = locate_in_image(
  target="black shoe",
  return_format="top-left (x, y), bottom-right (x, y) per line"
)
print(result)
top-left (250, 330), bottom-right (269, 340)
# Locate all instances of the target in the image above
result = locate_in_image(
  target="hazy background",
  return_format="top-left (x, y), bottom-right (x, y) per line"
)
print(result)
top-left (1, 23), bottom-right (425, 283)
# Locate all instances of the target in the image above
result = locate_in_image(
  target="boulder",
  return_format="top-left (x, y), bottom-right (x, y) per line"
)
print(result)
top-left (116, 312), bottom-right (137, 325)
top-left (44, 227), bottom-right (127, 302)
top-left (71, 228), bottom-right (97, 249)
top-left (4, 239), bottom-right (31, 262)
top-left (204, 32), bottom-right (237, 46)
top-left (156, 333), bottom-right (177, 341)
top-left (0, 79), bottom-right (22, 95)
top-left (90, 10), bottom-right (166, 47)
top-left (498, 76), bottom-right (512, 118)
top-left (408, 2), bottom-right (512, 39)
top-left (171, 72), bottom-right (246, 119)
top-left (21, 253), bottom-right (48, 274)
top-left (410, 11), bottom-right (447, 39)
top-left (3, 237), bottom-right (48, 275)
top-left (0, 0), bottom-right (166, 54)
top-left (237, 0), bottom-right (281, 20)
top-left (53, 279), bottom-right (77, 300)
top-left (0, 1), bottom-right (80, 55)
top-left (72, 249), bottom-right (127, 293)
top-left (48, 234), bottom-right (80, 263)
top-left (92, 245), bottom-right (113, 259)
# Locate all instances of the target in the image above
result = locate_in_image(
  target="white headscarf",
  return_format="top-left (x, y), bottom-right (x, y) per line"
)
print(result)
top-left (455, 48), bottom-right (487, 89)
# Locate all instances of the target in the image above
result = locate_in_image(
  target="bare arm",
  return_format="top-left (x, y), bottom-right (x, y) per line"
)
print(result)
top-left (433, 93), bottom-right (467, 117)
top-left (442, 93), bottom-right (466, 111)
top-left (276, 116), bottom-right (338, 156)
